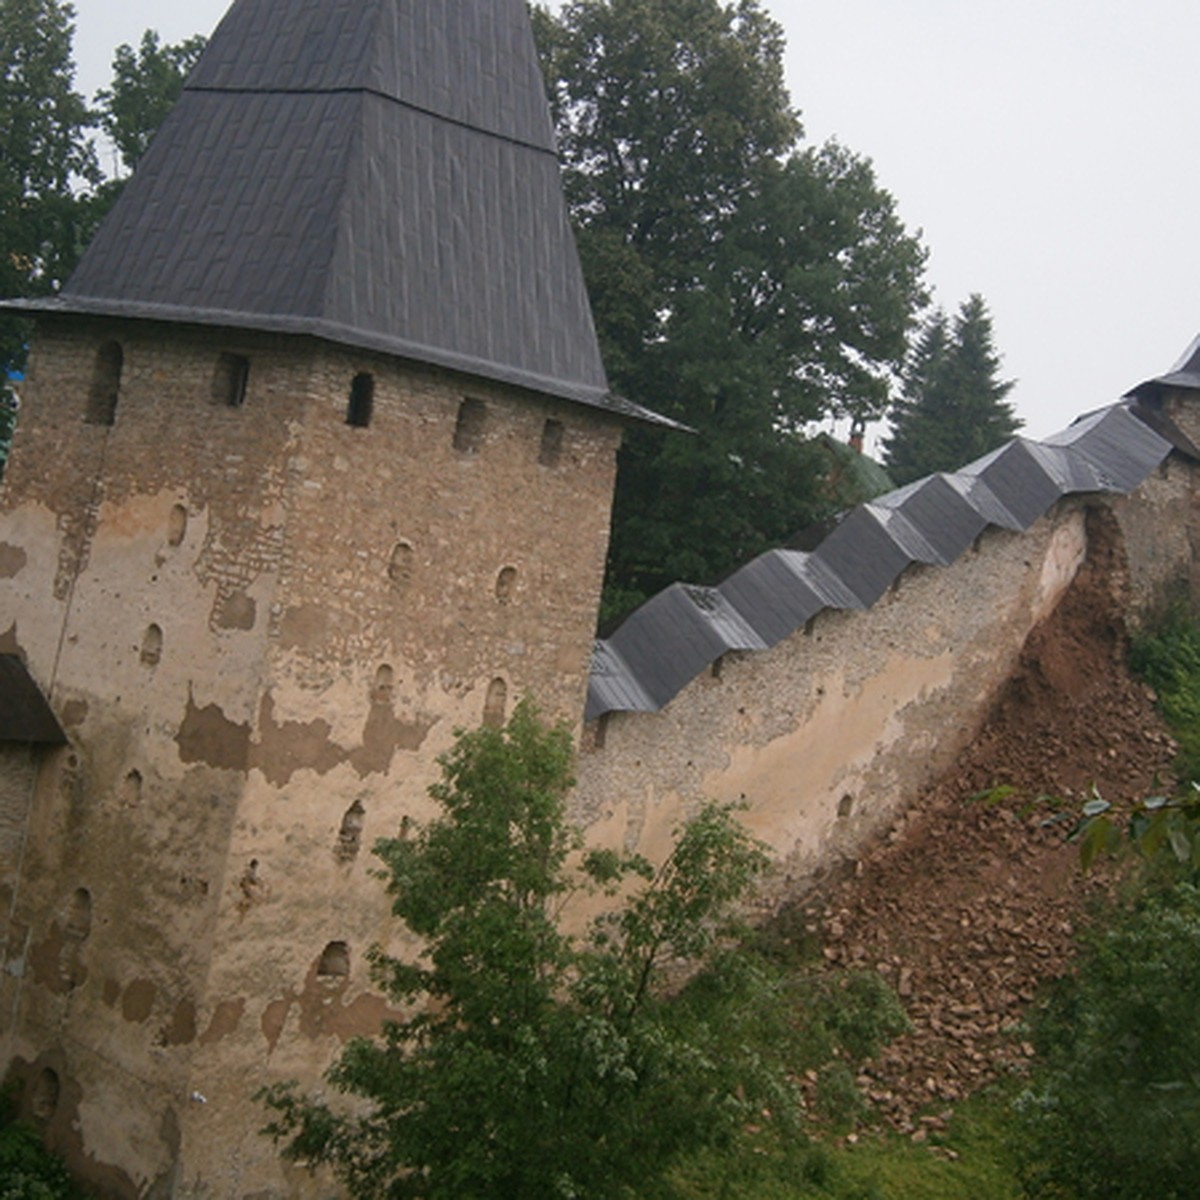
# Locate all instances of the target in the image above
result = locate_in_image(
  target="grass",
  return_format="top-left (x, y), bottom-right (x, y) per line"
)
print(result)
top-left (672, 1083), bottom-right (1024, 1200)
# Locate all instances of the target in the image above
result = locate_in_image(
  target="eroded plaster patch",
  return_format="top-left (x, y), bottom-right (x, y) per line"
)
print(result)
top-left (176, 690), bottom-right (251, 771)
top-left (199, 998), bottom-right (245, 1044)
top-left (0, 543), bottom-right (27, 578)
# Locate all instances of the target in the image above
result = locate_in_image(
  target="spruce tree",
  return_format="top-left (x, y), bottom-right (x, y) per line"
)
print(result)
top-left (883, 294), bottom-right (1019, 486)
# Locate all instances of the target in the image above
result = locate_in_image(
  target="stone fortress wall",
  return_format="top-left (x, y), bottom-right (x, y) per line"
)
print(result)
top-left (574, 395), bottom-right (1200, 907)
top-left (0, 0), bottom-right (1197, 1188)
top-left (0, 318), bottom-right (623, 1196)
top-left (0, 323), bottom-right (1197, 1199)
top-left (575, 463), bottom-right (1196, 892)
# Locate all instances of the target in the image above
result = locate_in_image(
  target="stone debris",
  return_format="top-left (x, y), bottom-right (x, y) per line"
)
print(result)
top-left (806, 546), bottom-right (1176, 1128)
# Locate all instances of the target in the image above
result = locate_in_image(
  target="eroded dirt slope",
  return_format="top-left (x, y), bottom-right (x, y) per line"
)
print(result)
top-left (810, 513), bottom-right (1178, 1130)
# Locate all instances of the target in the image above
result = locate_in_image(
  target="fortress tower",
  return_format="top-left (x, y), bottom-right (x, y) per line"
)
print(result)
top-left (0, 2), bottom-right (662, 1193)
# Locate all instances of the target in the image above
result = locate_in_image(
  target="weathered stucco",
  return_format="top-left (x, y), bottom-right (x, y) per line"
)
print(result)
top-left (0, 318), bottom-right (622, 1197)
top-left (574, 509), bottom-right (1083, 885)
top-left (1, 313), bottom-right (1197, 1198)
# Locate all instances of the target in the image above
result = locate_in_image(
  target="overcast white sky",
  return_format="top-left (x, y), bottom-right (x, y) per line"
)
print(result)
top-left (66, 0), bottom-right (1199, 443)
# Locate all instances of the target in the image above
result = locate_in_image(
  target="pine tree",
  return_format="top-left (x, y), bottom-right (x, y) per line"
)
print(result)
top-left (883, 294), bottom-right (1019, 486)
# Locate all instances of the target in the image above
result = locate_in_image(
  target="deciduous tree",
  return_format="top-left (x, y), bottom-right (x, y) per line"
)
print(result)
top-left (261, 700), bottom-right (801, 1199)
top-left (534, 0), bottom-right (928, 618)
top-left (0, 0), bottom-right (98, 371)
top-left (1016, 881), bottom-right (1200, 1199)
top-left (94, 30), bottom-right (206, 175)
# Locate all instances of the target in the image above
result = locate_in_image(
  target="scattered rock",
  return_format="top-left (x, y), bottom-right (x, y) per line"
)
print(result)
top-left (806, 540), bottom-right (1175, 1129)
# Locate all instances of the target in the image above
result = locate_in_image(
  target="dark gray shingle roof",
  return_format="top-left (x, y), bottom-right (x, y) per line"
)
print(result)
top-left (586, 399), bottom-right (1184, 721)
top-left (13, 0), bottom-right (672, 423)
top-left (1125, 333), bottom-right (1200, 402)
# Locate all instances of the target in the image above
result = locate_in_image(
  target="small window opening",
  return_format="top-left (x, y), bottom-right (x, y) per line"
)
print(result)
top-left (140, 624), bottom-right (163, 667)
top-left (372, 664), bottom-right (395, 705)
top-left (482, 677), bottom-right (507, 728)
top-left (591, 712), bottom-right (611, 751)
top-left (803, 616), bottom-right (817, 637)
top-left (167, 504), bottom-right (188, 547)
top-left (495, 566), bottom-right (517, 604)
top-left (212, 353), bottom-right (250, 407)
top-left (347, 373), bottom-right (374, 427)
top-left (121, 769), bottom-right (143, 807)
top-left (65, 888), bottom-right (92, 940)
top-left (336, 801), bottom-right (365, 862)
top-left (86, 341), bottom-right (123, 426)
top-left (388, 541), bottom-right (414, 589)
top-left (711, 654), bottom-right (725, 680)
top-left (453, 398), bottom-right (487, 453)
top-left (317, 940), bottom-right (350, 978)
top-left (837, 794), bottom-right (854, 819)
top-left (30, 1068), bottom-right (60, 1121)
top-left (539, 418), bottom-right (564, 467)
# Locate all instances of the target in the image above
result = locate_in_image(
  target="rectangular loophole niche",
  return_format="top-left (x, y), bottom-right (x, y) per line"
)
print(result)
top-left (538, 418), bottom-right (564, 467)
top-left (347, 372), bottom-right (374, 427)
top-left (86, 341), bottom-right (123, 425)
top-left (453, 397), bottom-right (487, 453)
top-left (212, 353), bottom-right (250, 407)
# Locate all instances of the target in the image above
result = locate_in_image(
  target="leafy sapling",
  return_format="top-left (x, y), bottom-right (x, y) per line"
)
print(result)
top-left (260, 699), bottom-right (801, 1200)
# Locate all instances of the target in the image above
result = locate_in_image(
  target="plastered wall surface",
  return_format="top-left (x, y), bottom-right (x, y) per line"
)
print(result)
top-left (0, 319), bottom-right (621, 1197)
top-left (575, 500), bottom-right (1119, 898)
top-left (0, 312), bottom-right (1196, 1197)
top-left (1108, 454), bottom-right (1197, 621)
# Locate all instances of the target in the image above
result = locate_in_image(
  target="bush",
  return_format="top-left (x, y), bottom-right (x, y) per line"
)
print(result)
top-left (0, 1095), bottom-right (81, 1200)
top-left (261, 700), bottom-right (804, 1199)
top-left (1014, 882), bottom-right (1200, 1198)
top-left (1130, 610), bottom-right (1200, 785)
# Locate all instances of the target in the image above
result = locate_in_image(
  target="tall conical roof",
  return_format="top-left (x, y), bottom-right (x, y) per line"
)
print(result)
top-left (27, 0), bottom-right (655, 418)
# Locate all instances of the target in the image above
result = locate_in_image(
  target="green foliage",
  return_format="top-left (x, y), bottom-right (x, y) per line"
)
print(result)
top-left (94, 30), bottom-right (206, 175)
top-left (883, 295), bottom-right (1020, 486)
top-left (1014, 882), bottom-right (1200, 1199)
top-left (0, 378), bottom-right (17, 478)
top-left (534, 0), bottom-right (928, 617)
top-left (261, 699), bottom-right (804, 1199)
top-left (1130, 608), bottom-right (1200, 784)
top-left (1073, 611), bottom-right (1200, 880)
top-left (0, 0), bottom-right (100, 371)
top-left (674, 1085), bottom-right (1025, 1199)
top-left (0, 1088), bottom-right (83, 1200)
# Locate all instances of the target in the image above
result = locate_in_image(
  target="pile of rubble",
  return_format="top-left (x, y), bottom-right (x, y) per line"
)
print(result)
top-left (813, 543), bottom-right (1178, 1130)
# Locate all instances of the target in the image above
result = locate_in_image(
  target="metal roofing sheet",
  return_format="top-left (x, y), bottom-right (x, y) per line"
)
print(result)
top-left (587, 399), bottom-right (1176, 720)
top-left (958, 440), bottom-right (1065, 529)
top-left (1125, 333), bottom-right (1200, 401)
top-left (874, 474), bottom-right (990, 563)
top-left (606, 583), bottom-right (767, 710)
top-left (809, 507), bottom-right (919, 608)
top-left (1021, 440), bottom-right (1111, 493)
top-left (870, 505), bottom-right (945, 565)
top-left (189, 0), bottom-right (556, 149)
top-left (0, 656), bottom-right (66, 744)
top-left (1043, 404), bottom-right (1174, 489)
top-left (719, 552), bottom-right (831, 648)
top-left (585, 641), bottom-right (656, 720)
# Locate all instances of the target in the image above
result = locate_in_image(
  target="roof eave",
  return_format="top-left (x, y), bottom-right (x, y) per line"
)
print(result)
top-left (3, 294), bottom-right (684, 431)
